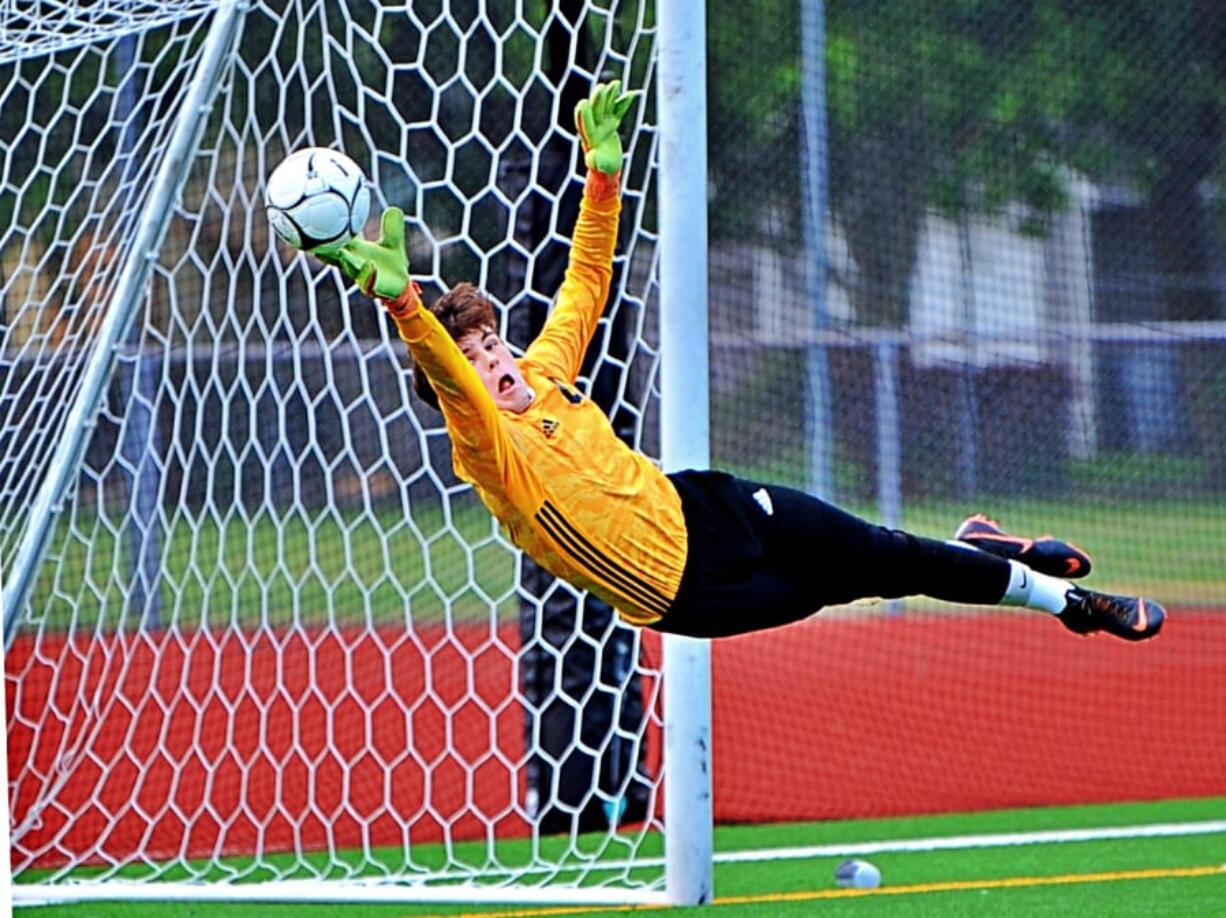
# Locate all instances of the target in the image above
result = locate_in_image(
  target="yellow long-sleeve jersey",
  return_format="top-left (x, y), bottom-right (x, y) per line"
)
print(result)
top-left (393, 186), bottom-right (686, 626)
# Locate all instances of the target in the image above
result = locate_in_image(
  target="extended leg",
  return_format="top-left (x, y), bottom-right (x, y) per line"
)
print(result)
top-left (759, 484), bottom-right (1012, 607)
top-left (952, 515), bottom-right (1165, 641)
top-left (758, 484), bottom-right (1164, 641)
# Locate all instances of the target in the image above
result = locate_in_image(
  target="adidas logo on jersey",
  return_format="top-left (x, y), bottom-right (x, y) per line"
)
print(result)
top-left (752, 488), bottom-right (773, 515)
top-left (541, 418), bottom-right (559, 438)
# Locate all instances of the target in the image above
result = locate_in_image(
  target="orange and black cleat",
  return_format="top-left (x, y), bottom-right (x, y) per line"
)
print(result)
top-left (954, 513), bottom-right (1093, 579)
top-left (1058, 588), bottom-right (1166, 641)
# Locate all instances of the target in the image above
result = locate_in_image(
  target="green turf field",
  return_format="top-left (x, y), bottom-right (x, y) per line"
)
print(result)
top-left (27, 491), bottom-right (519, 633)
top-left (891, 497), bottom-right (1226, 604)
top-left (15, 796), bottom-right (1226, 916)
top-left (25, 495), bottom-right (1226, 637)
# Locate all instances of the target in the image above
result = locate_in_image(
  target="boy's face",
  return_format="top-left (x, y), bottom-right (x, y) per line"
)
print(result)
top-left (456, 326), bottom-right (535, 413)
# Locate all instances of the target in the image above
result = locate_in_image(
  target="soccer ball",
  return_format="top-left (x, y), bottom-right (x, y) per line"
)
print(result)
top-left (265, 147), bottom-right (371, 251)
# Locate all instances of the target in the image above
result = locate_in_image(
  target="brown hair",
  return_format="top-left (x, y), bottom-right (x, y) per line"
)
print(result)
top-left (411, 282), bottom-right (497, 411)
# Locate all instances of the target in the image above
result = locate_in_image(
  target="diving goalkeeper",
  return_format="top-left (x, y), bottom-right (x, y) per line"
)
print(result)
top-left (315, 81), bottom-right (1165, 642)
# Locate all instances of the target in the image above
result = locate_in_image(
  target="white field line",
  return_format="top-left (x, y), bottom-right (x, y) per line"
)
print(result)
top-left (419, 818), bottom-right (1226, 879)
top-left (716, 819), bottom-right (1226, 865)
top-left (17, 820), bottom-right (1222, 900)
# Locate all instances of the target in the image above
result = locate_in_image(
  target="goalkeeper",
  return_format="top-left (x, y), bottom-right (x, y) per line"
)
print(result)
top-left (316, 81), bottom-right (1165, 642)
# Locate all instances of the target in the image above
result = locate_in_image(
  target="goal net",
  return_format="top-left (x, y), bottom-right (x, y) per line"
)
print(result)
top-left (3, 0), bottom-right (691, 906)
top-left (699, 0), bottom-right (1226, 822)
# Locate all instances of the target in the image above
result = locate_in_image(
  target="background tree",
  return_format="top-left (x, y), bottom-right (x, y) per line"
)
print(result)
top-left (709, 0), bottom-right (1226, 330)
top-left (824, 0), bottom-right (1072, 327)
top-left (1033, 0), bottom-right (1226, 484)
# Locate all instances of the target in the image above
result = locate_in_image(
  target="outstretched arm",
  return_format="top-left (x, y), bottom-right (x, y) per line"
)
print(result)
top-left (524, 81), bottom-right (637, 384)
top-left (314, 210), bottom-right (509, 483)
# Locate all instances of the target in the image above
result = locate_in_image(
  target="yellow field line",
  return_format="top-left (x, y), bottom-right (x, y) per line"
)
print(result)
top-left (409, 864), bottom-right (1226, 918)
top-left (719, 863), bottom-right (1226, 904)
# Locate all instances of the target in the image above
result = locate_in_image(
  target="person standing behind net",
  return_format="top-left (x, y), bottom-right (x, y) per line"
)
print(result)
top-left (314, 81), bottom-right (1165, 644)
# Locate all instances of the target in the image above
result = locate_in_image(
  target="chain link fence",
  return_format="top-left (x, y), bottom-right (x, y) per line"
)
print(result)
top-left (708, 0), bottom-right (1226, 543)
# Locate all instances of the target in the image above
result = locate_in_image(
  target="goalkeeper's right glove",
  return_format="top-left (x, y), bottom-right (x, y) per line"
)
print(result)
top-left (314, 206), bottom-right (410, 300)
top-left (574, 79), bottom-right (638, 175)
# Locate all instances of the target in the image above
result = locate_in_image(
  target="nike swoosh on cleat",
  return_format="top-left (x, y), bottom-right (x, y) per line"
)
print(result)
top-left (1064, 558), bottom-right (1083, 575)
top-left (1132, 598), bottom-right (1149, 632)
top-left (971, 533), bottom-right (1035, 551)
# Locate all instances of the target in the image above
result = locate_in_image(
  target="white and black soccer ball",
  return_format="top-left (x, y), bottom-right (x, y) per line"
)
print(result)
top-left (265, 147), bottom-right (371, 251)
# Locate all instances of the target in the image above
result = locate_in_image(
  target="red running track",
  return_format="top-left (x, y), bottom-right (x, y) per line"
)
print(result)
top-left (704, 610), bottom-right (1226, 822)
top-left (7, 609), bottom-right (1224, 868)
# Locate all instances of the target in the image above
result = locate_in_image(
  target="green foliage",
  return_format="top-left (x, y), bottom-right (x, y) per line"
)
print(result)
top-left (711, 0), bottom-right (1226, 325)
top-left (825, 0), bottom-right (1225, 208)
top-left (707, 0), bottom-right (802, 242)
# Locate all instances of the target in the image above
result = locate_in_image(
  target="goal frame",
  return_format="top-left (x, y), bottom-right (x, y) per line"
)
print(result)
top-left (3, 0), bottom-right (713, 908)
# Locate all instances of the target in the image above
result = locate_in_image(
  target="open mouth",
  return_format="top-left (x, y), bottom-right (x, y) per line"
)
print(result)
top-left (497, 374), bottom-right (514, 394)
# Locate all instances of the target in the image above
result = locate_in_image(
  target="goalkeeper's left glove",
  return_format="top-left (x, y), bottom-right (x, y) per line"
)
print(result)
top-left (574, 79), bottom-right (638, 175)
top-left (313, 206), bottom-right (410, 300)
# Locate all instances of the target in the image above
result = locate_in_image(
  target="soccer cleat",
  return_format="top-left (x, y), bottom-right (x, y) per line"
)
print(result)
top-left (954, 513), bottom-right (1093, 579)
top-left (1058, 587), bottom-right (1166, 641)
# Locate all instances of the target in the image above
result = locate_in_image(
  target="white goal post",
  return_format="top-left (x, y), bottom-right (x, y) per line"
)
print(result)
top-left (2, 0), bottom-right (711, 907)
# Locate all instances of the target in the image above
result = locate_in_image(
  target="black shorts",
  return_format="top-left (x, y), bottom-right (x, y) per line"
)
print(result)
top-left (654, 470), bottom-right (1009, 638)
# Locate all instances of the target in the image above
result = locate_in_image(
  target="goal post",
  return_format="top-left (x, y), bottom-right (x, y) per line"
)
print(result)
top-left (2, 0), bottom-right (248, 646)
top-left (3, 0), bottom-right (712, 907)
top-left (657, 0), bottom-right (714, 906)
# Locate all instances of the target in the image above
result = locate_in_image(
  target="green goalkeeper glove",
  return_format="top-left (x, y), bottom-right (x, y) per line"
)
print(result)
top-left (574, 80), bottom-right (638, 175)
top-left (314, 207), bottom-right (409, 300)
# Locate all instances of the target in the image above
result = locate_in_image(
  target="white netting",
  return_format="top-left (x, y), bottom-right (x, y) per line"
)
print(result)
top-left (5, 0), bottom-right (668, 903)
top-left (0, 4), bottom-right (221, 598)
top-left (0, 0), bottom-right (219, 63)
